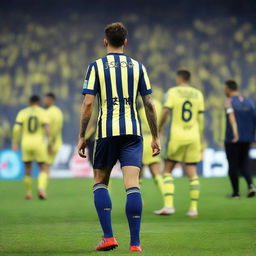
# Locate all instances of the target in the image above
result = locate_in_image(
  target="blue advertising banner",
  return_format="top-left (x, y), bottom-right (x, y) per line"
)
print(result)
top-left (0, 150), bottom-right (39, 180)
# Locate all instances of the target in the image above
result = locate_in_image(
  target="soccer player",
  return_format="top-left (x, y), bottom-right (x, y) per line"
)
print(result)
top-left (154, 70), bottom-right (204, 217)
top-left (12, 95), bottom-right (50, 199)
top-left (224, 80), bottom-right (256, 198)
top-left (44, 93), bottom-right (63, 166)
top-left (139, 99), bottom-right (164, 196)
top-left (77, 22), bottom-right (160, 252)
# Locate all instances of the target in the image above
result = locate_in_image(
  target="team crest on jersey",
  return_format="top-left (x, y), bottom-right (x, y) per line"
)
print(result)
top-left (83, 80), bottom-right (88, 89)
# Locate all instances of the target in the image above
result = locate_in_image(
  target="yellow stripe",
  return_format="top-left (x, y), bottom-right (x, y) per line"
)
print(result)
top-left (107, 55), bottom-right (119, 136)
top-left (132, 59), bottom-right (141, 136)
top-left (87, 66), bottom-right (96, 90)
top-left (120, 55), bottom-right (133, 134)
top-left (142, 65), bottom-right (151, 90)
top-left (96, 59), bottom-right (107, 138)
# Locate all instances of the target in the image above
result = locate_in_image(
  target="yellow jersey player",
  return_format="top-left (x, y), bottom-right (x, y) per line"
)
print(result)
top-left (139, 99), bottom-right (164, 196)
top-left (154, 70), bottom-right (204, 217)
top-left (43, 93), bottom-right (63, 166)
top-left (12, 95), bottom-right (50, 200)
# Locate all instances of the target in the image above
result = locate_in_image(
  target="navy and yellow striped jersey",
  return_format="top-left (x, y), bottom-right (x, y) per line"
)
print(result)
top-left (82, 53), bottom-right (152, 139)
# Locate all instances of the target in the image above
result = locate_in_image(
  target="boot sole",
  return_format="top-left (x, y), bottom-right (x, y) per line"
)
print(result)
top-left (96, 244), bottom-right (118, 251)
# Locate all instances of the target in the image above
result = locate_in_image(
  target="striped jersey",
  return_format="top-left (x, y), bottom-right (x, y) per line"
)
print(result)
top-left (82, 53), bottom-right (152, 139)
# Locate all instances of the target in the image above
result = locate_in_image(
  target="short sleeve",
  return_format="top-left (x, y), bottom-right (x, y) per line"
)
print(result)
top-left (138, 64), bottom-right (152, 96)
top-left (225, 98), bottom-right (234, 114)
top-left (164, 89), bottom-right (174, 109)
top-left (198, 92), bottom-right (205, 113)
top-left (15, 111), bottom-right (24, 125)
top-left (82, 62), bottom-right (99, 95)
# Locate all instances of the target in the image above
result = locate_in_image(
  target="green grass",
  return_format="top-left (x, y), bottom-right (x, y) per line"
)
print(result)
top-left (0, 177), bottom-right (255, 256)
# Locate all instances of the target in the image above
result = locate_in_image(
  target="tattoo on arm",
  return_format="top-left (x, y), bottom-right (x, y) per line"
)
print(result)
top-left (79, 117), bottom-right (91, 138)
top-left (142, 94), bottom-right (159, 138)
top-left (79, 97), bottom-right (94, 138)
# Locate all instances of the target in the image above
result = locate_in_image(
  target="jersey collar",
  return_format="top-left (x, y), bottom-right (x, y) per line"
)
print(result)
top-left (107, 52), bottom-right (125, 56)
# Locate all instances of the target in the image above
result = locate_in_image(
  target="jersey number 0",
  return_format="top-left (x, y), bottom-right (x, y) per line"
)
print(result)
top-left (28, 116), bottom-right (38, 133)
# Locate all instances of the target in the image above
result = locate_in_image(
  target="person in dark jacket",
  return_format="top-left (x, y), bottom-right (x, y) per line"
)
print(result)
top-left (224, 80), bottom-right (256, 198)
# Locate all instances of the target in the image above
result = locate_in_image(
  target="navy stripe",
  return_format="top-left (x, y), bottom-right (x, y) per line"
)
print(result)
top-left (85, 64), bottom-right (93, 80)
top-left (138, 63), bottom-right (149, 95)
top-left (94, 63), bottom-right (102, 138)
top-left (115, 55), bottom-right (126, 134)
top-left (126, 57), bottom-right (137, 134)
top-left (93, 62), bottom-right (100, 93)
top-left (102, 57), bottom-right (113, 137)
top-left (97, 96), bottom-right (102, 138)
top-left (136, 101), bottom-right (142, 136)
top-left (82, 88), bottom-right (97, 95)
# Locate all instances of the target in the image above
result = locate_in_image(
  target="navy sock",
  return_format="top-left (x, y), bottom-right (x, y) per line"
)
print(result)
top-left (93, 183), bottom-right (113, 238)
top-left (126, 187), bottom-right (142, 246)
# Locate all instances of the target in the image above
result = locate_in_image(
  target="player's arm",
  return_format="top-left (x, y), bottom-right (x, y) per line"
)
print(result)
top-left (198, 93), bottom-right (205, 149)
top-left (12, 123), bottom-right (22, 151)
top-left (139, 64), bottom-right (161, 156)
top-left (228, 112), bottom-right (239, 142)
top-left (142, 94), bottom-right (161, 156)
top-left (84, 105), bottom-right (97, 140)
top-left (42, 113), bottom-right (52, 153)
top-left (12, 111), bottom-right (23, 151)
top-left (78, 62), bottom-right (99, 157)
top-left (226, 99), bottom-right (239, 142)
top-left (78, 94), bottom-right (95, 158)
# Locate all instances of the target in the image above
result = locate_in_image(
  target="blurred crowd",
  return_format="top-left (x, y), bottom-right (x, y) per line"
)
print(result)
top-left (0, 12), bottom-right (256, 147)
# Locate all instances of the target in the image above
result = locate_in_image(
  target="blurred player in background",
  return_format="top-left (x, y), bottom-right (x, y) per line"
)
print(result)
top-left (224, 80), bottom-right (256, 198)
top-left (154, 70), bottom-right (204, 217)
top-left (12, 95), bottom-right (50, 199)
top-left (139, 99), bottom-right (164, 197)
top-left (77, 22), bottom-right (160, 252)
top-left (44, 93), bottom-right (63, 168)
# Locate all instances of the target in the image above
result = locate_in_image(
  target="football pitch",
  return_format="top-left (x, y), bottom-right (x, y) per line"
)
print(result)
top-left (0, 177), bottom-right (255, 256)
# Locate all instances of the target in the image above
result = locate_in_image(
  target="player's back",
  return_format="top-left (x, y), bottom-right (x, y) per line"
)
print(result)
top-left (16, 106), bottom-right (48, 146)
top-left (46, 105), bottom-right (63, 142)
top-left (82, 53), bottom-right (152, 139)
top-left (165, 85), bottom-right (204, 142)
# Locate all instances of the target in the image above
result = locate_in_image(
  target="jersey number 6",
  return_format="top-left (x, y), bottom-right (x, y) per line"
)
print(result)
top-left (182, 101), bottom-right (192, 122)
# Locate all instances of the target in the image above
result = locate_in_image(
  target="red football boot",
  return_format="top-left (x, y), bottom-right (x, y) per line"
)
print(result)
top-left (95, 237), bottom-right (118, 251)
top-left (25, 194), bottom-right (32, 200)
top-left (38, 190), bottom-right (46, 200)
top-left (130, 245), bottom-right (142, 252)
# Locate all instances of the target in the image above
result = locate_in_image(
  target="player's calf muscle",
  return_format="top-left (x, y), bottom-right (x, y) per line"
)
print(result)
top-left (122, 166), bottom-right (140, 189)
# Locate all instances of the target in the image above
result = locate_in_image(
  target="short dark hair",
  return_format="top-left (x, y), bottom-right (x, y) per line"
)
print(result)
top-left (225, 80), bottom-right (238, 91)
top-left (105, 22), bottom-right (128, 48)
top-left (29, 95), bottom-right (40, 104)
top-left (45, 92), bottom-right (56, 100)
top-left (177, 70), bottom-right (191, 82)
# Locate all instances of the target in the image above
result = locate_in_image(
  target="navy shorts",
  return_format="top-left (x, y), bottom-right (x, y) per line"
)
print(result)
top-left (93, 135), bottom-right (143, 169)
